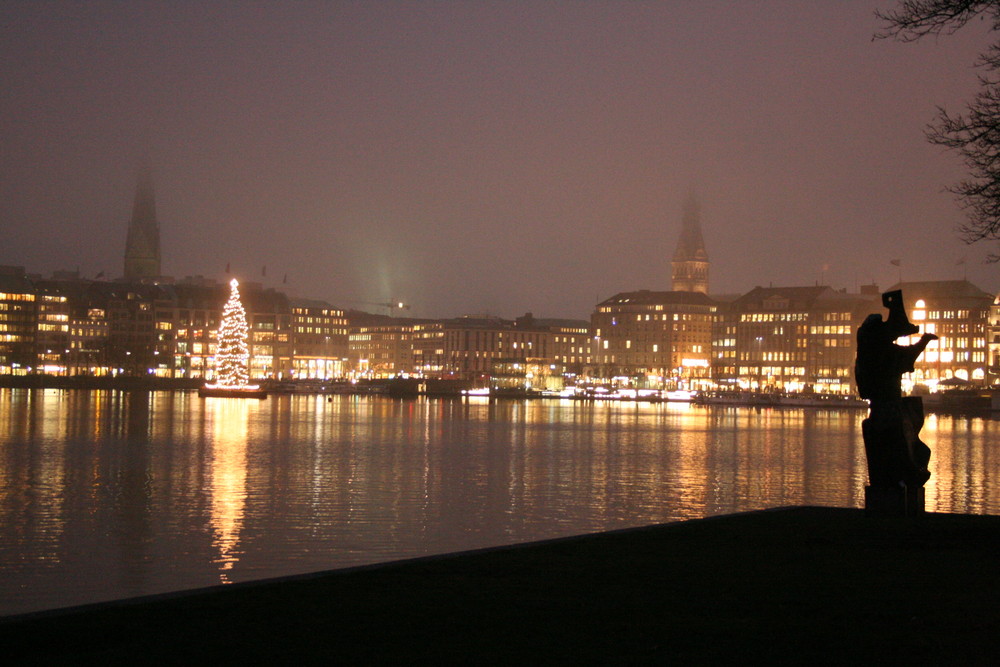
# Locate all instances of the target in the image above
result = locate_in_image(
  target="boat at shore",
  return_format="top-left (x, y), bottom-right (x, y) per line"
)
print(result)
top-left (198, 384), bottom-right (268, 399)
top-left (693, 391), bottom-right (867, 409)
top-left (919, 389), bottom-right (997, 413)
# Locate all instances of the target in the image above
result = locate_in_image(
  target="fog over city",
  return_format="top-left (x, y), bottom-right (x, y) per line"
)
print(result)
top-left (2, 1), bottom-right (996, 319)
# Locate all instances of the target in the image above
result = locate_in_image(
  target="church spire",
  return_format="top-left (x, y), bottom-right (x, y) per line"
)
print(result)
top-left (123, 167), bottom-right (161, 281)
top-left (671, 193), bottom-right (709, 293)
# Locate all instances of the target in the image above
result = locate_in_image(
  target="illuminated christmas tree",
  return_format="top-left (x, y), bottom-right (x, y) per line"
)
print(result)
top-left (214, 278), bottom-right (251, 387)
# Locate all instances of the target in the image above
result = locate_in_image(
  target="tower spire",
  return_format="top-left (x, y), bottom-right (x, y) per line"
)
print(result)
top-left (123, 166), bottom-right (161, 281)
top-left (671, 193), bottom-right (709, 293)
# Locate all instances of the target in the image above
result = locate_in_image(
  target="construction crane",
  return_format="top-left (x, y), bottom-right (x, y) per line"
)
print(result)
top-left (352, 300), bottom-right (411, 316)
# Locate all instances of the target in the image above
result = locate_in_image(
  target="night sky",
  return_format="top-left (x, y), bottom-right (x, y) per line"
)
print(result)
top-left (2, 1), bottom-right (996, 319)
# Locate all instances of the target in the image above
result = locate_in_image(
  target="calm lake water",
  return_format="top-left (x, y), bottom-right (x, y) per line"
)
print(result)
top-left (1, 388), bottom-right (998, 616)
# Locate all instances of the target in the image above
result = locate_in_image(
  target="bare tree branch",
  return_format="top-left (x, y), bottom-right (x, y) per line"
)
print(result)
top-left (879, 1), bottom-right (1000, 258)
top-left (875, 1), bottom-right (998, 41)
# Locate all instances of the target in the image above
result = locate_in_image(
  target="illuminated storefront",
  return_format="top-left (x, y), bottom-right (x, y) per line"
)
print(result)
top-left (713, 285), bottom-right (874, 395)
top-left (591, 290), bottom-right (716, 390)
top-left (892, 280), bottom-right (993, 391)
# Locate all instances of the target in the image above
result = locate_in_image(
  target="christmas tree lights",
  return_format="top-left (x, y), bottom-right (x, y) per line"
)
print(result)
top-left (213, 278), bottom-right (253, 388)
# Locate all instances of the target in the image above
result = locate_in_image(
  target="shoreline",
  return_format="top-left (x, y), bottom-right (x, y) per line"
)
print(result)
top-left (4, 379), bottom-right (996, 415)
top-left (4, 506), bottom-right (1000, 663)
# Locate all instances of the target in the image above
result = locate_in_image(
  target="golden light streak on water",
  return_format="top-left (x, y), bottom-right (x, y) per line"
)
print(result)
top-left (205, 398), bottom-right (251, 584)
top-left (2, 389), bottom-right (1000, 616)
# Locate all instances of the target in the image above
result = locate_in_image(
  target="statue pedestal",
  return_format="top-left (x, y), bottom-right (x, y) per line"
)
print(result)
top-left (865, 485), bottom-right (924, 517)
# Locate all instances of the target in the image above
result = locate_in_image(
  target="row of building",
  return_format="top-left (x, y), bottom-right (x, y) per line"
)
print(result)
top-left (593, 280), bottom-right (997, 395)
top-left (1, 264), bottom-right (996, 395)
top-left (0, 267), bottom-right (349, 381)
top-left (5, 176), bottom-right (995, 394)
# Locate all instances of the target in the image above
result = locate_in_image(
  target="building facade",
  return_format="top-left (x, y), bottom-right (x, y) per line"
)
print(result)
top-left (0, 266), bottom-right (37, 375)
top-left (890, 280), bottom-right (993, 390)
top-left (591, 290), bottom-right (716, 389)
top-left (349, 322), bottom-right (416, 378)
top-left (989, 292), bottom-right (1000, 384)
top-left (290, 299), bottom-right (347, 379)
top-left (712, 285), bottom-right (877, 395)
top-left (411, 315), bottom-right (551, 382)
top-left (546, 321), bottom-right (592, 373)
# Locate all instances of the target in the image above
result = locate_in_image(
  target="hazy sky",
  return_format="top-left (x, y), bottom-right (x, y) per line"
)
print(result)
top-left (2, 1), bottom-right (997, 318)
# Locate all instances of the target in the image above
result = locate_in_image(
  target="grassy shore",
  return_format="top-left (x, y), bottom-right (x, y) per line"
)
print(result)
top-left (4, 506), bottom-right (1000, 664)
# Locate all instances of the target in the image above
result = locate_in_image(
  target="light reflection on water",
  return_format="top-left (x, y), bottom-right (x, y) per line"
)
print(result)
top-left (1, 388), bottom-right (997, 616)
top-left (208, 398), bottom-right (249, 583)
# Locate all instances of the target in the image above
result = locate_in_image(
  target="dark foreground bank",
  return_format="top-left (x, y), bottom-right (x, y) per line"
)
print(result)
top-left (3, 507), bottom-right (1000, 664)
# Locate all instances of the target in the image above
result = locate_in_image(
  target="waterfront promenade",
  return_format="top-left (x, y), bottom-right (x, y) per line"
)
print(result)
top-left (3, 506), bottom-right (999, 663)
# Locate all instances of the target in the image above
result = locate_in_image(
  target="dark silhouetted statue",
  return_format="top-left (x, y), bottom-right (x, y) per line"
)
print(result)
top-left (855, 290), bottom-right (937, 515)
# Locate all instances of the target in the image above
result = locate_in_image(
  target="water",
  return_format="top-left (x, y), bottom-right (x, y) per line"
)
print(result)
top-left (1, 388), bottom-right (998, 616)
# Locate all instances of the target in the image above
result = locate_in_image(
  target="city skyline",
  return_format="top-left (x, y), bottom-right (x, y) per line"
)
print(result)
top-left (8, 170), bottom-right (993, 326)
top-left (2, 2), bottom-right (997, 319)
